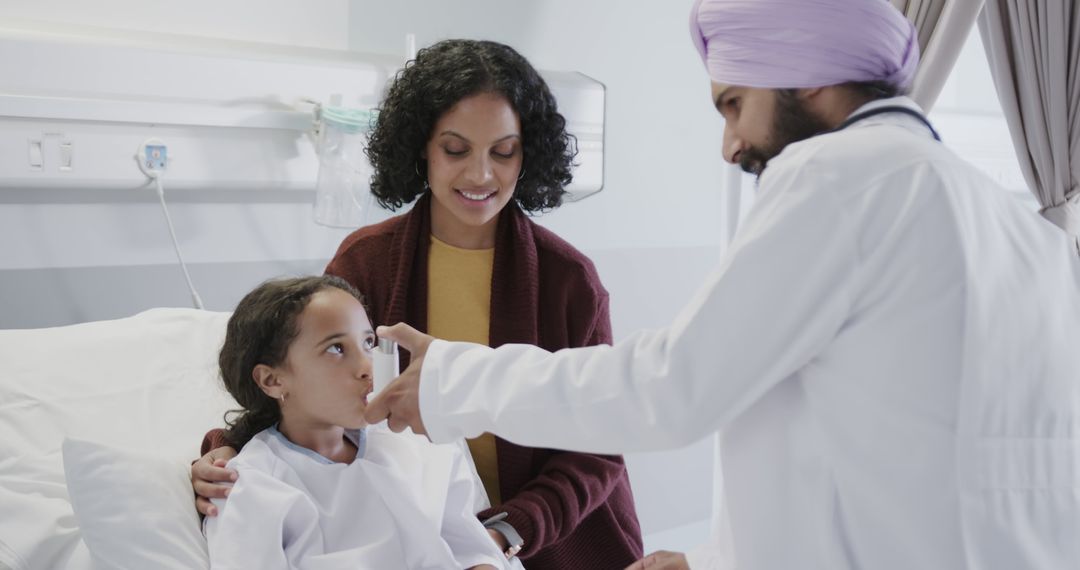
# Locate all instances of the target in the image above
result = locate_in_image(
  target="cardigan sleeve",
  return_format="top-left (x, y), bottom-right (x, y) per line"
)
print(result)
top-left (477, 449), bottom-right (633, 560)
top-left (585, 290), bottom-right (613, 345)
top-left (477, 290), bottom-right (640, 561)
top-left (200, 428), bottom-right (230, 456)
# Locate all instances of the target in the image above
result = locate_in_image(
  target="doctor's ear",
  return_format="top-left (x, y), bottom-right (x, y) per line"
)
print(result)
top-left (252, 364), bottom-right (285, 399)
top-left (795, 87), bottom-right (825, 101)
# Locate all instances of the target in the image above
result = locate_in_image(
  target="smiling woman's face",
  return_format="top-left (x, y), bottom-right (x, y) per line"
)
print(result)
top-left (423, 91), bottom-right (523, 246)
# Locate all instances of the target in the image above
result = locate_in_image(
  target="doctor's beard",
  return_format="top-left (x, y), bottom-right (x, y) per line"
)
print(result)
top-left (740, 89), bottom-right (832, 179)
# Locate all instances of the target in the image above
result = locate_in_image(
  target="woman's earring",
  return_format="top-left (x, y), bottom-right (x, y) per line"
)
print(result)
top-left (415, 162), bottom-right (430, 190)
top-left (518, 168), bottom-right (526, 181)
top-left (278, 393), bottom-right (287, 407)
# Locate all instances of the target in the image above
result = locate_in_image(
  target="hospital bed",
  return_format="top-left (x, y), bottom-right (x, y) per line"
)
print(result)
top-left (1, 309), bottom-right (239, 569)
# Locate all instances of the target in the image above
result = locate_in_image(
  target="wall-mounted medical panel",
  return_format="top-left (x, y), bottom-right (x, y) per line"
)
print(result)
top-left (0, 25), bottom-right (604, 198)
top-left (544, 70), bottom-right (606, 201)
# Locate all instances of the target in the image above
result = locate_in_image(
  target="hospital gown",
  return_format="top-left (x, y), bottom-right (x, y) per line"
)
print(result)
top-left (204, 424), bottom-right (510, 569)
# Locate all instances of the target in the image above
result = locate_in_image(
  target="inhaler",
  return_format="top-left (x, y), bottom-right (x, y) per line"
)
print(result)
top-left (372, 338), bottom-right (399, 396)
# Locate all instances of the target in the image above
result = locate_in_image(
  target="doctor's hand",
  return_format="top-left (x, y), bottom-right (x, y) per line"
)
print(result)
top-left (624, 551), bottom-right (689, 570)
top-left (363, 323), bottom-right (433, 436)
top-left (191, 446), bottom-right (238, 517)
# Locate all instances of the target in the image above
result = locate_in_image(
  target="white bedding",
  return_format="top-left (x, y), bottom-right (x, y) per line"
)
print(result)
top-left (0, 308), bottom-right (235, 570)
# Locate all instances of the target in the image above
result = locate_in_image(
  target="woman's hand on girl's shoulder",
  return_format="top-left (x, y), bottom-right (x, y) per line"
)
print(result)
top-left (191, 446), bottom-right (238, 516)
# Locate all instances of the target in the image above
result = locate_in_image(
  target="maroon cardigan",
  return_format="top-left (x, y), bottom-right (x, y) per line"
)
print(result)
top-left (205, 193), bottom-right (643, 568)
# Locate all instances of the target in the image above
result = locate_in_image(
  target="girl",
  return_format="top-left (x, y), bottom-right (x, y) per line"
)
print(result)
top-left (195, 39), bottom-right (643, 567)
top-left (203, 276), bottom-right (509, 570)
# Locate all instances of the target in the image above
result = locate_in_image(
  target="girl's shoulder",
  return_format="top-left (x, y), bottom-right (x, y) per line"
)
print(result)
top-left (226, 429), bottom-right (287, 474)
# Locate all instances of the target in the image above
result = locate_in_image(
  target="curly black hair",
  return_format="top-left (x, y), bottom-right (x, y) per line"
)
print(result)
top-left (365, 39), bottom-right (577, 213)
top-left (218, 275), bottom-right (364, 450)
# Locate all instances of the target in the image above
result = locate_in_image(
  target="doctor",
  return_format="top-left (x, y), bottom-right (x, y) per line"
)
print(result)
top-left (366, 0), bottom-right (1080, 568)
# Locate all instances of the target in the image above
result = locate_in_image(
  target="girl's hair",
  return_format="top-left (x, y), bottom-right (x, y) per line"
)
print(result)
top-left (366, 38), bottom-right (577, 213)
top-left (218, 275), bottom-right (364, 449)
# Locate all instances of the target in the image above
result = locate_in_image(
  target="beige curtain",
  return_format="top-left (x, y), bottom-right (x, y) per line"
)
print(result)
top-left (979, 0), bottom-right (1080, 253)
top-left (891, 0), bottom-right (985, 111)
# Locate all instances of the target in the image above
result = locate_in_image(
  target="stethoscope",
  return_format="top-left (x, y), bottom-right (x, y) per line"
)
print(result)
top-left (831, 105), bottom-right (942, 142)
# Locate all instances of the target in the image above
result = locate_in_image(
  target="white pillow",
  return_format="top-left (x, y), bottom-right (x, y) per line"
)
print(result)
top-left (0, 308), bottom-right (234, 570)
top-left (62, 438), bottom-right (210, 570)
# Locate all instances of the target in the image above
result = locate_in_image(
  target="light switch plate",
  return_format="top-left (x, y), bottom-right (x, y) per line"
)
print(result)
top-left (28, 139), bottom-right (43, 170)
top-left (59, 141), bottom-right (73, 171)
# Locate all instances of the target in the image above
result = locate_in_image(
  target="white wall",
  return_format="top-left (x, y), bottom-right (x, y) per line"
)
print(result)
top-left (0, 0), bottom-right (350, 49)
top-left (0, 1), bottom-right (361, 326)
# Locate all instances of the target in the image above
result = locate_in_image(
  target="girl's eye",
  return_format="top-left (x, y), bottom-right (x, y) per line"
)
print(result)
top-left (363, 336), bottom-right (376, 351)
top-left (443, 146), bottom-right (468, 156)
top-left (326, 343), bottom-right (344, 355)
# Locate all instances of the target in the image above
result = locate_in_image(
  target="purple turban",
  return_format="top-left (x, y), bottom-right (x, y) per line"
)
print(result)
top-left (690, 0), bottom-right (920, 90)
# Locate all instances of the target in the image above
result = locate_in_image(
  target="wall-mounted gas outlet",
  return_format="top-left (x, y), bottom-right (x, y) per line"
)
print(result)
top-left (135, 139), bottom-right (170, 179)
top-left (144, 144), bottom-right (167, 171)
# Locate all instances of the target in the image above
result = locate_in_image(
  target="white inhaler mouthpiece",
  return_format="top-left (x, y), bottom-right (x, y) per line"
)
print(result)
top-left (372, 337), bottom-right (399, 396)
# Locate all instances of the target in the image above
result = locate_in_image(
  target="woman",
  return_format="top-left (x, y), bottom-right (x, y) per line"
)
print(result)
top-left (193, 39), bottom-right (643, 568)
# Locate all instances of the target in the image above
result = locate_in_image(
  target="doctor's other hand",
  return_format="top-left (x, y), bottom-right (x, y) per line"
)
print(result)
top-left (191, 446), bottom-right (238, 516)
top-left (363, 323), bottom-right (433, 435)
top-left (624, 550), bottom-right (689, 570)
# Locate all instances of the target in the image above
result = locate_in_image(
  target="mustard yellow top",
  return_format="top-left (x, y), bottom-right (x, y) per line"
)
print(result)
top-left (426, 235), bottom-right (501, 506)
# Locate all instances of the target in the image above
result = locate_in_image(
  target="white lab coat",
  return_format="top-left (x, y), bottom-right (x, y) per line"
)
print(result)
top-left (417, 97), bottom-right (1080, 569)
top-left (204, 425), bottom-right (510, 570)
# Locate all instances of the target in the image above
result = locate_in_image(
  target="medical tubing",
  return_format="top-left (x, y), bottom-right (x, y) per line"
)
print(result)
top-left (154, 176), bottom-right (204, 310)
